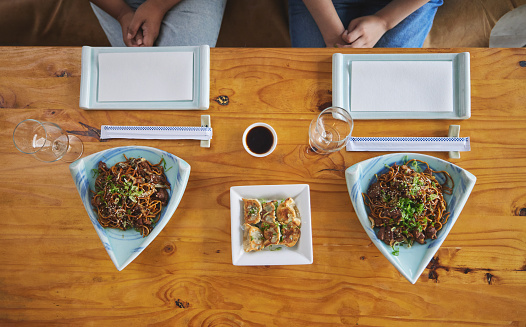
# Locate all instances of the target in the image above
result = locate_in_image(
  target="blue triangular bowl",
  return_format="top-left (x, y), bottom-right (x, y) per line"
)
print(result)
top-left (345, 153), bottom-right (476, 283)
top-left (69, 146), bottom-right (190, 270)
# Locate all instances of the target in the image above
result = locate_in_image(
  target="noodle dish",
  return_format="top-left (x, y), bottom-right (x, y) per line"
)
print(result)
top-left (92, 155), bottom-right (171, 237)
top-left (70, 146), bottom-right (191, 271)
top-left (345, 153), bottom-right (476, 283)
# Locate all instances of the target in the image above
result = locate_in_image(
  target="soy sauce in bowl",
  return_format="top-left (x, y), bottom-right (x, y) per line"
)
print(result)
top-left (242, 123), bottom-right (277, 157)
top-left (246, 126), bottom-right (274, 154)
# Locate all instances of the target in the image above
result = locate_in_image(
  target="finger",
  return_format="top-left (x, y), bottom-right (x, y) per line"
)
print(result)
top-left (336, 42), bottom-right (352, 48)
top-left (343, 19), bottom-right (361, 43)
top-left (141, 26), bottom-right (157, 47)
top-left (341, 30), bottom-right (349, 43)
top-left (341, 32), bottom-right (351, 43)
top-left (344, 28), bottom-right (362, 44)
top-left (349, 38), bottom-right (367, 48)
top-left (142, 34), bottom-right (155, 47)
top-left (125, 33), bottom-right (139, 47)
top-left (127, 17), bottom-right (145, 40)
top-left (123, 34), bottom-right (135, 47)
top-left (127, 37), bottom-right (139, 47)
top-left (135, 29), bottom-right (144, 46)
top-left (129, 38), bottom-right (140, 47)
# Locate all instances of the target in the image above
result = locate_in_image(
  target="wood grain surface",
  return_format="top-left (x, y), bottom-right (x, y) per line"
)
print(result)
top-left (0, 47), bottom-right (525, 326)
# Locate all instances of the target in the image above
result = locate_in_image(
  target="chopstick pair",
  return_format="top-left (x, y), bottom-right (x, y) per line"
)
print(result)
top-left (100, 115), bottom-right (212, 148)
top-left (346, 125), bottom-right (470, 158)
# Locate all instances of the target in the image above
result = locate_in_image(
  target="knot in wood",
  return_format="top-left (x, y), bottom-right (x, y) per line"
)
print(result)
top-left (54, 70), bottom-right (71, 77)
top-left (174, 299), bottom-right (189, 308)
top-left (163, 243), bottom-right (176, 255)
top-left (215, 95), bottom-right (229, 105)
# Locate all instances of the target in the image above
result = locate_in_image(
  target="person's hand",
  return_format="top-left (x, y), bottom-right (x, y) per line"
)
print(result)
top-left (324, 33), bottom-right (348, 48)
top-left (117, 9), bottom-right (144, 47)
top-left (127, 1), bottom-right (165, 47)
top-left (339, 15), bottom-right (389, 48)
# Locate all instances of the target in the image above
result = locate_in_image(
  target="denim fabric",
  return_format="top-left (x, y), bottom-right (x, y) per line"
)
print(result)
top-left (288, 0), bottom-right (443, 48)
top-left (90, 0), bottom-right (227, 47)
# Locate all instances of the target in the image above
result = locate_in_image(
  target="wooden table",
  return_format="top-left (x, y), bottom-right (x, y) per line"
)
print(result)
top-left (0, 47), bottom-right (525, 326)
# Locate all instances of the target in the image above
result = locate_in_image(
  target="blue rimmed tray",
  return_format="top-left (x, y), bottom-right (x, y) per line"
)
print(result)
top-left (79, 45), bottom-right (209, 110)
top-left (332, 52), bottom-right (471, 120)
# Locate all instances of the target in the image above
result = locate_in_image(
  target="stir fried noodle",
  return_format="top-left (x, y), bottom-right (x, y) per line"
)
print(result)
top-left (363, 159), bottom-right (453, 253)
top-left (91, 155), bottom-right (171, 237)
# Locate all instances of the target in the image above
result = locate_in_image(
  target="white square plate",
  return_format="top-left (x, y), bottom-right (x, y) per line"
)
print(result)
top-left (230, 184), bottom-right (313, 266)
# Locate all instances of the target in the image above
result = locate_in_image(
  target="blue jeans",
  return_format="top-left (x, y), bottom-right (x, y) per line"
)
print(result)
top-left (288, 0), bottom-right (443, 48)
top-left (90, 0), bottom-right (227, 47)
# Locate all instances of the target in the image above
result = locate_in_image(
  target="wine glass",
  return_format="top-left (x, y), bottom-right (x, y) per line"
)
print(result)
top-left (309, 106), bottom-right (353, 154)
top-left (13, 119), bottom-right (84, 162)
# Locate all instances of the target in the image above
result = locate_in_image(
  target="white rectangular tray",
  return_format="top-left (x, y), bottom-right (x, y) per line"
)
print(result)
top-left (332, 52), bottom-right (471, 119)
top-left (79, 45), bottom-right (210, 110)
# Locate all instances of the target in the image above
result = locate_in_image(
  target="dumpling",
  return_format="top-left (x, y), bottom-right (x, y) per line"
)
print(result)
top-left (277, 197), bottom-right (301, 226)
top-left (260, 200), bottom-right (277, 224)
top-left (243, 224), bottom-right (264, 252)
top-left (243, 198), bottom-right (262, 224)
top-left (261, 221), bottom-right (281, 247)
top-left (279, 223), bottom-right (301, 247)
